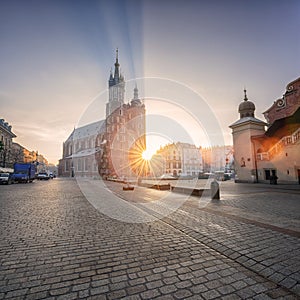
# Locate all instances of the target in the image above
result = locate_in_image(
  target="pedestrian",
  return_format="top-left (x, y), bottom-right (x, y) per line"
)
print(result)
top-left (269, 175), bottom-right (274, 184)
top-left (274, 175), bottom-right (278, 185)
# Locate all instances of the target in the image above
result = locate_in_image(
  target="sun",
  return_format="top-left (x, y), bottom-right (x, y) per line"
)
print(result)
top-left (142, 149), bottom-right (154, 161)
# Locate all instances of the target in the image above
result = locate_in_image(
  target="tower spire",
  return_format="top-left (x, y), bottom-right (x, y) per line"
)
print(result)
top-left (133, 83), bottom-right (139, 100)
top-left (114, 48), bottom-right (120, 81)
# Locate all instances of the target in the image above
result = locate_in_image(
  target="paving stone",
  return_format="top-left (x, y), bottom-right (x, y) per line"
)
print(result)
top-left (26, 291), bottom-right (48, 300)
top-left (56, 293), bottom-right (78, 300)
top-left (5, 288), bottom-right (28, 298)
top-left (90, 286), bottom-right (109, 295)
top-left (190, 284), bottom-right (208, 294)
top-left (140, 289), bottom-right (161, 299)
top-left (221, 294), bottom-right (241, 300)
top-left (122, 295), bottom-right (142, 300)
top-left (205, 279), bottom-right (223, 289)
top-left (107, 289), bottom-right (127, 300)
top-left (126, 284), bottom-right (147, 295)
top-left (202, 289), bottom-right (221, 300)
top-left (173, 289), bottom-right (193, 299)
top-left (78, 289), bottom-right (90, 298)
top-left (280, 277), bottom-right (298, 289)
top-left (145, 280), bottom-right (164, 289)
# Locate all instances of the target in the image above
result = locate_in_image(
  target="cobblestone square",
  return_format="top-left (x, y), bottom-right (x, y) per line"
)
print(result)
top-left (0, 179), bottom-right (299, 299)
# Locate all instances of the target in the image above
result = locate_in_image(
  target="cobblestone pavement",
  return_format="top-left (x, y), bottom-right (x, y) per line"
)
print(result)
top-left (0, 179), bottom-right (299, 299)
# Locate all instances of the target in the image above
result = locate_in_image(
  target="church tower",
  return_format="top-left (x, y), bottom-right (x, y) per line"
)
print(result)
top-left (229, 90), bottom-right (266, 182)
top-left (106, 49), bottom-right (125, 117)
top-left (99, 51), bottom-right (146, 178)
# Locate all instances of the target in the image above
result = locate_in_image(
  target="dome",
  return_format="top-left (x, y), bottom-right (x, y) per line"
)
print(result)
top-left (238, 89), bottom-right (255, 118)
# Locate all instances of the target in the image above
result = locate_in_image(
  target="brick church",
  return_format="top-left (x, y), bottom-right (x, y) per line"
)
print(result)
top-left (58, 51), bottom-right (146, 178)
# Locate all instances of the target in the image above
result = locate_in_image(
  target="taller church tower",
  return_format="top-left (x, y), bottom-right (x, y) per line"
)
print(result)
top-left (98, 50), bottom-right (146, 178)
top-left (106, 49), bottom-right (125, 117)
top-left (230, 90), bottom-right (266, 182)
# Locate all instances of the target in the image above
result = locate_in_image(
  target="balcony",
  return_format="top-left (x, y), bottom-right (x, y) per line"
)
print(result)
top-left (256, 128), bottom-right (300, 161)
top-left (256, 152), bottom-right (269, 161)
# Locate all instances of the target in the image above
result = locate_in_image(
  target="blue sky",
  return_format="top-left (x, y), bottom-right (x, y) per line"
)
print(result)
top-left (1, 0), bottom-right (299, 163)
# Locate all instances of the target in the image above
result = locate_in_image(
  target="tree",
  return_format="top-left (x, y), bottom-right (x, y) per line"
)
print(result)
top-left (9, 145), bottom-right (25, 164)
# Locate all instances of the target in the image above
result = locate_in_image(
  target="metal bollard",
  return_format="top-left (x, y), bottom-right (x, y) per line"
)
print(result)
top-left (211, 179), bottom-right (220, 200)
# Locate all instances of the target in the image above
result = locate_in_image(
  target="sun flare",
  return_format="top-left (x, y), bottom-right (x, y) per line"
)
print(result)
top-left (142, 149), bottom-right (154, 161)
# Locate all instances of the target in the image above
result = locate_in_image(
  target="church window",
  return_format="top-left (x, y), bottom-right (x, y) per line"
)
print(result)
top-left (85, 158), bottom-right (89, 171)
top-left (78, 159), bottom-right (82, 171)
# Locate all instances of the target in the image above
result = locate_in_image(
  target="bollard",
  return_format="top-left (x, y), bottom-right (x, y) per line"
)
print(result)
top-left (211, 179), bottom-right (220, 200)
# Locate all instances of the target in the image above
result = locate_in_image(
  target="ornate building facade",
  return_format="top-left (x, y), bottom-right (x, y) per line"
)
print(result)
top-left (0, 118), bottom-right (16, 168)
top-left (201, 145), bottom-right (234, 173)
top-left (59, 51), bottom-right (146, 178)
top-left (0, 118), bottom-right (49, 171)
top-left (230, 77), bottom-right (300, 184)
top-left (155, 142), bottom-right (203, 177)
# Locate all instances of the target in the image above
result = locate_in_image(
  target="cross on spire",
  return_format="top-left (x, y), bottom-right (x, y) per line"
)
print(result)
top-left (244, 88), bottom-right (248, 101)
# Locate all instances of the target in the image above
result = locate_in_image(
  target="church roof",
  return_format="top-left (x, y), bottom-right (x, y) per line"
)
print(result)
top-left (238, 100), bottom-right (255, 112)
top-left (265, 107), bottom-right (300, 138)
top-left (229, 116), bottom-right (267, 128)
top-left (65, 120), bottom-right (105, 142)
top-left (65, 147), bottom-right (100, 159)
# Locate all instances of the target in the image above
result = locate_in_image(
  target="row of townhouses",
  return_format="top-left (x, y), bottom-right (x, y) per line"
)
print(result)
top-left (0, 119), bottom-right (49, 172)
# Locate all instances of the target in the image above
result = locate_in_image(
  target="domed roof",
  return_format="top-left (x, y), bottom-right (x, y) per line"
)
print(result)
top-left (239, 99), bottom-right (255, 111)
top-left (238, 89), bottom-right (255, 118)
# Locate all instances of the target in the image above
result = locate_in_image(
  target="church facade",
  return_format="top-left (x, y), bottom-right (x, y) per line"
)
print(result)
top-left (230, 77), bottom-right (300, 184)
top-left (58, 51), bottom-right (146, 178)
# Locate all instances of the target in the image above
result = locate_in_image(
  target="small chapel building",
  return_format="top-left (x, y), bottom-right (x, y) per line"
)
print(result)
top-left (230, 77), bottom-right (300, 184)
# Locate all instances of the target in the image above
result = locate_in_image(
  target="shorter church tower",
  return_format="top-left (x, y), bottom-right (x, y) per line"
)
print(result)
top-left (229, 90), bottom-right (266, 182)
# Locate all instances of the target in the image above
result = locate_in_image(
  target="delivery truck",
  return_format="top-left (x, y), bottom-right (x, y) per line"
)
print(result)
top-left (13, 163), bottom-right (36, 183)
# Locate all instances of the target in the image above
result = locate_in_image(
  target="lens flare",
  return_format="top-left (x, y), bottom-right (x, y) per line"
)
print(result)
top-left (142, 149), bottom-right (154, 160)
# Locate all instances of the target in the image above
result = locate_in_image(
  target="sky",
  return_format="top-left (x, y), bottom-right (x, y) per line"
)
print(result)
top-left (1, 0), bottom-right (299, 164)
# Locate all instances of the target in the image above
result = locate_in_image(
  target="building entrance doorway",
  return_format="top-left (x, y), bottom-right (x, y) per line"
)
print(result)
top-left (264, 169), bottom-right (277, 184)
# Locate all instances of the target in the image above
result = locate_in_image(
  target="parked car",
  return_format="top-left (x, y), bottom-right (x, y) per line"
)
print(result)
top-left (37, 172), bottom-right (50, 180)
top-left (0, 173), bottom-right (14, 185)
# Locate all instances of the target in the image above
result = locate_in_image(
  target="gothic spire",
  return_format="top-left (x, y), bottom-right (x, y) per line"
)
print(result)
top-left (133, 83), bottom-right (139, 100)
top-left (114, 48), bottom-right (120, 82)
top-left (131, 84), bottom-right (141, 106)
